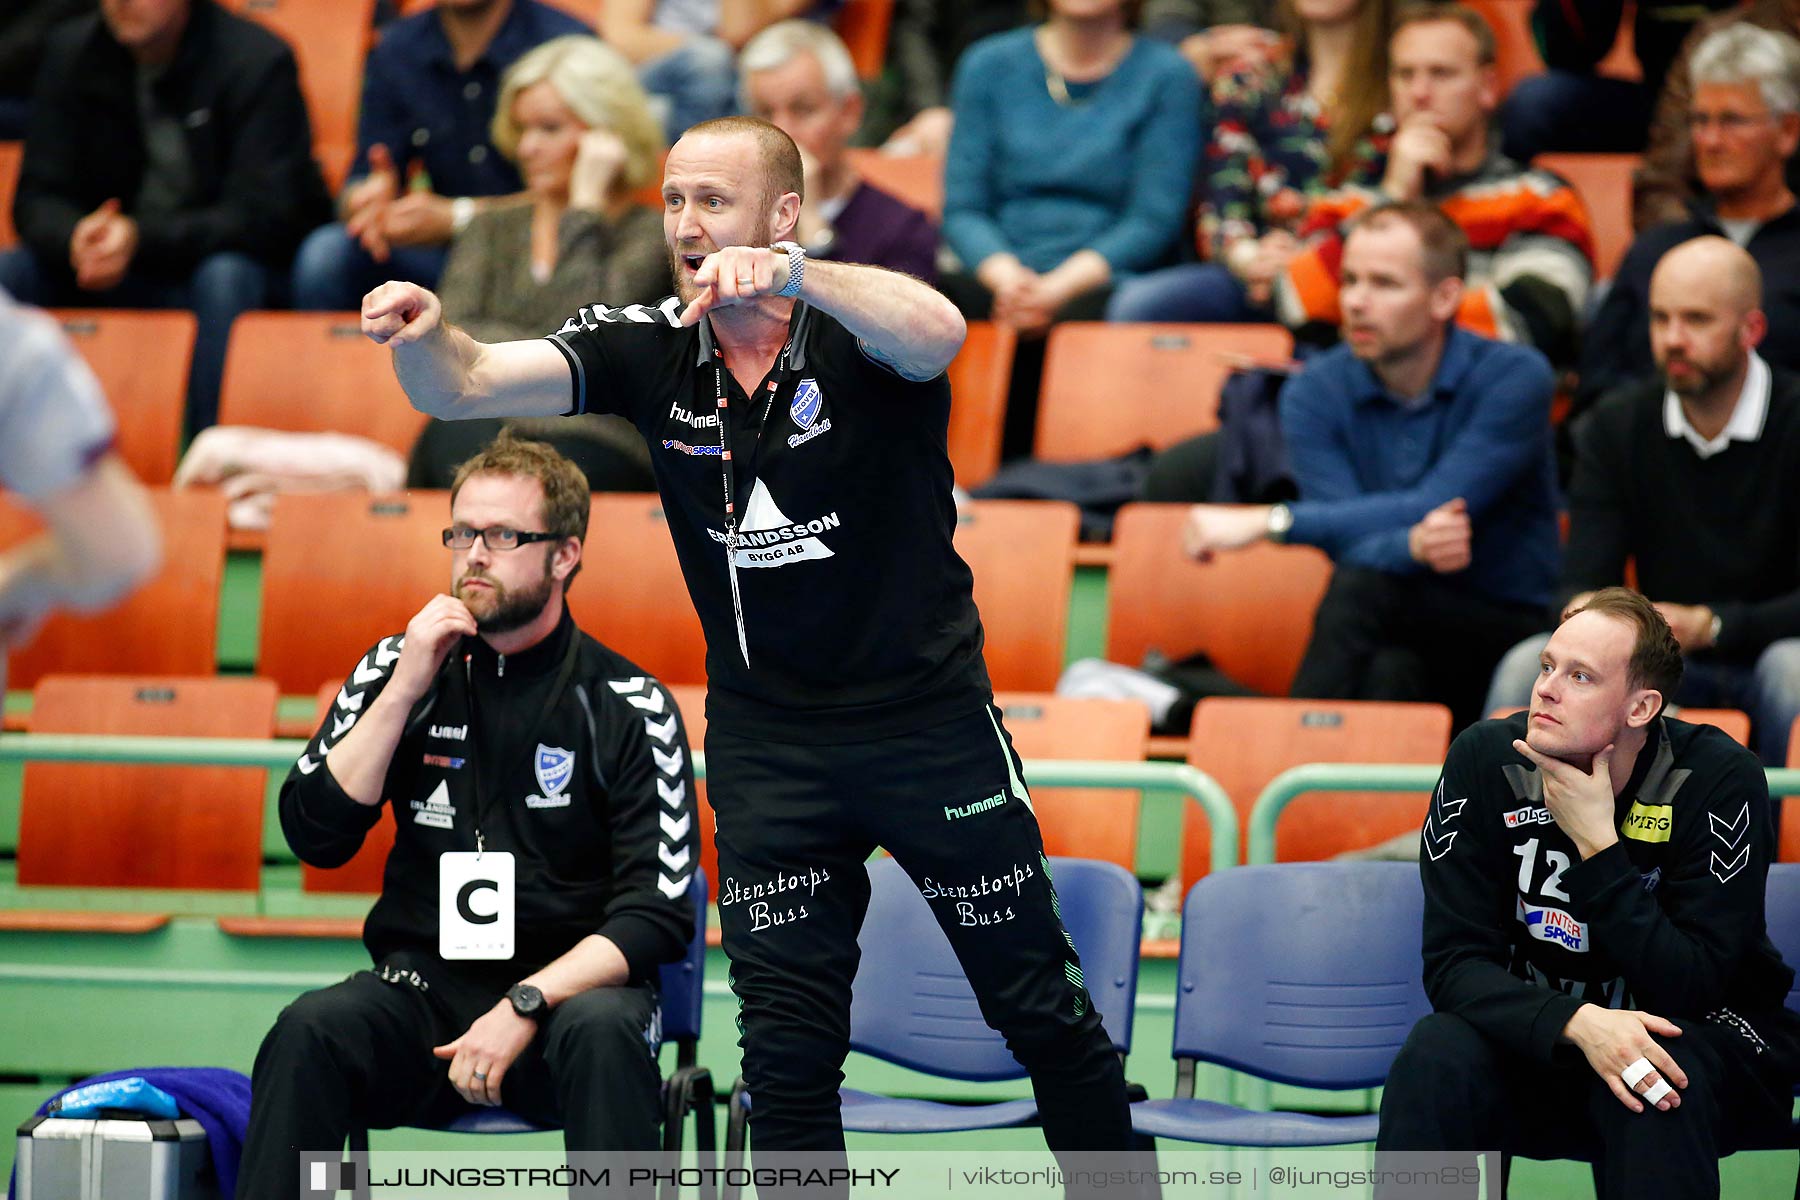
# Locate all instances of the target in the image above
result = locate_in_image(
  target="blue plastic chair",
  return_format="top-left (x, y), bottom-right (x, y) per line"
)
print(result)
top-left (1754, 863), bottom-right (1800, 1191)
top-left (349, 870), bottom-right (713, 1198)
top-left (1766, 864), bottom-right (1800, 1019)
top-left (724, 855), bottom-right (1143, 1148)
top-left (1131, 861), bottom-right (1429, 1147)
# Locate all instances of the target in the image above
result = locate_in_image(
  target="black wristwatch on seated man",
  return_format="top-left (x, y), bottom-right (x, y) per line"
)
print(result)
top-left (506, 982), bottom-right (547, 1022)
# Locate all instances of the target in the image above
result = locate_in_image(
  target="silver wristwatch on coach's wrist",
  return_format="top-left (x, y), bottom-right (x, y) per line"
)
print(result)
top-left (771, 240), bottom-right (806, 298)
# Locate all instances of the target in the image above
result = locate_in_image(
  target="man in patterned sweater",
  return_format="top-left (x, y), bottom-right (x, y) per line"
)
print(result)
top-left (238, 434), bottom-right (698, 1200)
top-left (1377, 588), bottom-right (1800, 1199)
top-left (1276, 3), bottom-right (1594, 364)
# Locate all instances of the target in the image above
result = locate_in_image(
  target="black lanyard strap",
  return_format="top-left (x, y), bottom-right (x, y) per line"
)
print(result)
top-left (698, 302), bottom-right (813, 668)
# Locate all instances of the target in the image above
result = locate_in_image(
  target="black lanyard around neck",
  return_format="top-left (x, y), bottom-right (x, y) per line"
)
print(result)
top-left (698, 302), bottom-right (813, 668)
top-left (460, 630), bottom-right (581, 856)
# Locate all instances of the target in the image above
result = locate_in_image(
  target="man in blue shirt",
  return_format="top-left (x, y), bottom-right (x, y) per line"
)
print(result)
top-left (1181, 201), bottom-right (1560, 729)
top-left (290, 0), bottom-right (589, 311)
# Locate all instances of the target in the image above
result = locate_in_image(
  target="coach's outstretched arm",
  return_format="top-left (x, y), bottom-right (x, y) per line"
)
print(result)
top-left (361, 281), bottom-right (572, 419)
top-left (684, 249), bottom-right (966, 381)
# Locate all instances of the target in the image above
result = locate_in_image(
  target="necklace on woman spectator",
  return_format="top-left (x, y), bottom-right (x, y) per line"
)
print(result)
top-left (1043, 66), bottom-right (1086, 106)
top-left (1037, 27), bottom-right (1129, 108)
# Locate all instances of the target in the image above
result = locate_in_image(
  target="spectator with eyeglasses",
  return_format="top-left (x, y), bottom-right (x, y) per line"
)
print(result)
top-left (1638, 0), bottom-right (1800, 230)
top-left (1579, 24), bottom-right (1800, 419)
top-left (239, 432), bottom-right (698, 1200)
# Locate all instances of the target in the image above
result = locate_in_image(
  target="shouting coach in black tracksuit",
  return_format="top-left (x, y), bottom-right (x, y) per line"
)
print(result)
top-left (360, 116), bottom-right (1135, 1163)
top-left (1377, 588), bottom-right (1800, 1199)
top-left (238, 436), bottom-right (698, 1200)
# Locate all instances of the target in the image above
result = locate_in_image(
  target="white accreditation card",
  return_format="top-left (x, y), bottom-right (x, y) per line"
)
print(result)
top-left (439, 851), bottom-right (515, 960)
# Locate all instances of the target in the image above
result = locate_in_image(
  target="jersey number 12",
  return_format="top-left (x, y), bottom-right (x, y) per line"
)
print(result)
top-left (1512, 838), bottom-right (1572, 901)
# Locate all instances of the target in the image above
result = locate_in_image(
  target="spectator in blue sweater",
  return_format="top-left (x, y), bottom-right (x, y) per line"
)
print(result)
top-left (940, 0), bottom-right (1202, 459)
top-left (1179, 202), bottom-right (1559, 729)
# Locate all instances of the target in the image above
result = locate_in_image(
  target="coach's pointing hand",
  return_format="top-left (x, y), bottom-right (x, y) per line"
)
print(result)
top-left (362, 281), bottom-right (443, 347)
top-left (680, 247), bottom-right (785, 326)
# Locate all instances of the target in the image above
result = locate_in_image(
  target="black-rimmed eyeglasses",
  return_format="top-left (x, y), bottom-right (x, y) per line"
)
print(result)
top-left (442, 525), bottom-right (564, 551)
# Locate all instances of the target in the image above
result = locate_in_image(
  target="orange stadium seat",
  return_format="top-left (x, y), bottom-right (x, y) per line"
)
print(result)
top-left (401, 0), bottom-right (600, 21)
top-left (1492, 705), bottom-right (1751, 748)
top-left (1677, 707), bottom-right (1752, 746)
top-left (1036, 323), bottom-right (1295, 462)
top-left (564, 493), bottom-right (708, 685)
top-left (0, 141), bottom-right (20, 249)
top-left (1467, 0), bottom-right (1544, 96)
top-left (258, 490), bottom-right (451, 693)
top-left (529, 0), bottom-right (600, 19)
top-left (223, 0), bottom-right (377, 192)
top-left (13, 676), bottom-right (277, 902)
top-left (835, 0), bottom-right (894, 79)
top-left (0, 488), bottom-right (226, 689)
top-left (1595, 10), bottom-right (1643, 81)
top-left (844, 148), bottom-right (943, 220)
top-left (51, 310), bottom-right (195, 485)
top-left (945, 320), bottom-right (1013, 490)
top-left (1185, 697), bottom-right (1453, 883)
top-left (1468, 0), bottom-right (1641, 96)
top-left (1106, 503), bottom-right (1332, 697)
top-left (996, 692), bottom-right (1149, 870)
top-left (218, 312), bottom-right (428, 455)
top-left (953, 500), bottom-right (1078, 692)
top-left (1534, 153), bottom-right (1640, 280)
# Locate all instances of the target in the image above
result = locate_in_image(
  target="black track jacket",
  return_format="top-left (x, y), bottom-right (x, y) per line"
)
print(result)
top-left (280, 610), bottom-right (698, 985)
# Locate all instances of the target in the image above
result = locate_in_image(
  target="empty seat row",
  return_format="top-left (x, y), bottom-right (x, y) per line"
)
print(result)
top-left (7, 486), bottom-right (1770, 765)
top-left (44, 310), bottom-right (424, 486)
top-left (17, 306), bottom-right (1298, 492)
top-left (0, 489), bottom-right (1234, 693)
top-left (0, 674), bottom-right (1778, 932)
top-left (4, 484), bottom-right (1767, 725)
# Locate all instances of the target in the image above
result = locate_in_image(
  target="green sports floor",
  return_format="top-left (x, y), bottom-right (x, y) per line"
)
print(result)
top-left (0, 556), bottom-right (1793, 1197)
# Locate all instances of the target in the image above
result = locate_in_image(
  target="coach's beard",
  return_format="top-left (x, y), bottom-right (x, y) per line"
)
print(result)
top-left (668, 217), bottom-right (775, 305)
top-left (455, 567), bottom-right (554, 636)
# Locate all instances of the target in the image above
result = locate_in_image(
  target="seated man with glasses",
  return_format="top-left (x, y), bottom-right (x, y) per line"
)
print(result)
top-left (238, 433), bottom-right (699, 1200)
top-left (1578, 23), bottom-right (1800, 417)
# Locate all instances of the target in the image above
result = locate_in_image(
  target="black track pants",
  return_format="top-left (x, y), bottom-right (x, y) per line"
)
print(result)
top-left (707, 703), bottom-right (1134, 1156)
top-left (237, 967), bottom-right (662, 1200)
top-left (1375, 1010), bottom-right (1795, 1199)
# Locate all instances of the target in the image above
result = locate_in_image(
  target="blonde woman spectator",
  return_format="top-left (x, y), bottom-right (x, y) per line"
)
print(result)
top-left (437, 35), bottom-right (668, 340)
top-left (415, 35), bottom-right (668, 490)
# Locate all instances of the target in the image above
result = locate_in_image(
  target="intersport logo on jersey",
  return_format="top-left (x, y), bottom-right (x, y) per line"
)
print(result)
top-left (708, 480), bottom-right (841, 567)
